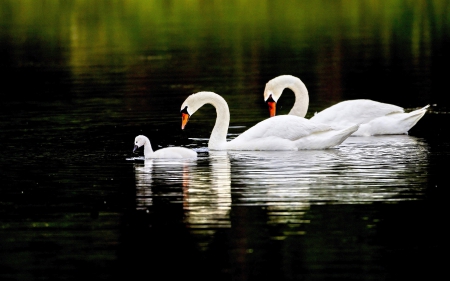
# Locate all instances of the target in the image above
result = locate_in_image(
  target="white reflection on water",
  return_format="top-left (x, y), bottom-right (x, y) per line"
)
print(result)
top-left (182, 151), bottom-right (231, 230)
top-left (134, 153), bottom-right (232, 248)
top-left (229, 135), bottom-right (429, 206)
top-left (134, 159), bottom-right (154, 208)
top-left (135, 135), bottom-right (429, 207)
top-left (134, 135), bottom-right (429, 240)
top-left (224, 135), bottom-right (429, 232)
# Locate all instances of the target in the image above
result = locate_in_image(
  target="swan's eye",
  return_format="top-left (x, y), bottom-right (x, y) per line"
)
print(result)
top-left (266, 94), bottom-right (275, 103)
top-left (180, 106), bottom-right (189, 115)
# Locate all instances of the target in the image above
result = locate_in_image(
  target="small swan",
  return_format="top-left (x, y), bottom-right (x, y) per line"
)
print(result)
top-left (180, 91), bottom-right (358, 150)
top-left (264, 75), bottom-right (429, 136)
top-left (133, 135), bottom-right (197, 159)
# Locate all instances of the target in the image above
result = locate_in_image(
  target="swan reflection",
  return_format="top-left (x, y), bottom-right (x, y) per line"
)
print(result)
top-left (229, 135), bottom-right (429, 206)
top-left (183, 151), bottom-right (231, 229)
top-left (134, 159), bottom-right (153, 209)
top-left (134, 153), bottom-right (232, 249)
top-left (134, 158), bottom-right (198, 209)
top-left (134, 135), bottom-right (429, 241)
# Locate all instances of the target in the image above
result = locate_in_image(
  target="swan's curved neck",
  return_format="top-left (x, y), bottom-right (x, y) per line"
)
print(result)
top-left (187, 92), bottom-right (230, 150)
top-left (143, 136), bottom-right (154, 157)
top-left (286, 80), bottom-right (309, 118)
top-left (208, 96), bottom-right (230, 149)
top-left (267, 75), bottom-right (309, 118)
top-left (207, 95), bottom-right (230, 149)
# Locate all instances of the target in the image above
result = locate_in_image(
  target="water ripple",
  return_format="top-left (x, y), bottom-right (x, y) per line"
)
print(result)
top-left (133, 135), bottom-right (430, 241)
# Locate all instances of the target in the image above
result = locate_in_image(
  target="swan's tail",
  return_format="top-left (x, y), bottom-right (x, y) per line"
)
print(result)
top-left (320, 124), bottom-right (360, 148)
top-left (401, 104), bottom-right (429, 131)
top-left (333, 124), bottom-right (360, 144)
top-left (351, 104), bottom-right (430, 136)
top-left (295, 124), bottom-right (359, 149)
top-left (410, 104), bottom-right (430, 117)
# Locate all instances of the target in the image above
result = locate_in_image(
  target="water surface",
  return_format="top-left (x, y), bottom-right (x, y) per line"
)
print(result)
top-left (1, 1), bottom-right (449, 280)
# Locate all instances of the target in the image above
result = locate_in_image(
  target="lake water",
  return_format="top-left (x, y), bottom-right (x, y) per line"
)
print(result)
top-left (1, 1), bottom-right (449, 280)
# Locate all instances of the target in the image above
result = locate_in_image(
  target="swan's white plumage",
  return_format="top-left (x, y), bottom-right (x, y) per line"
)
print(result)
top-left (264, 75), bottom-right (429, 136)
top-left (181, 91), bottom-right (358, 150)
top-left (133, 135), bottom-right (197, 159)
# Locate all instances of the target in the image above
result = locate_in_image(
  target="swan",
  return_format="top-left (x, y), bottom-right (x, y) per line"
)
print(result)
top-left (263, 75), bottom-right (430, 136)
top-left (180, 91), bottom-right (358, 150)
top-left (133, 135), bottom-right (197, 159)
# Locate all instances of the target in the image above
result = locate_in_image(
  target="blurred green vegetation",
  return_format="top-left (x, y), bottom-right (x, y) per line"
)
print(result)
top-left (2, 0), bottom-right (448, 66)
top-left (1, 0), bottom-right (449, 115)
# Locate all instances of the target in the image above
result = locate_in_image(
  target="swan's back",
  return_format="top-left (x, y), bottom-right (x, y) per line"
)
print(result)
top-left (152, 147), bottom-right (197, 159)
top-left (232, 115), bottom-right (332, 141)
top-left (310, 99), bottom-right (403, 128)
top-left (225, 115), bottom-right (356, 150)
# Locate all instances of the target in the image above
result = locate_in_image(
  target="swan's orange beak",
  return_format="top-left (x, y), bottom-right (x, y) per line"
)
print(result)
top-left (181, 112), bottom-right (190, 130)
top-left (266, 94), bottom-right (277, 117)
top-left (267, 101), bottom-right (276, 117)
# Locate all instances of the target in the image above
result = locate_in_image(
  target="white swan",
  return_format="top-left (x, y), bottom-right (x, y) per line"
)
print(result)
top-left (263, 75), bottom-right (430, 136)
top-left (133, 135), bottom-right (197, 159)
top-left (180, 91), bottom-right (358, 150)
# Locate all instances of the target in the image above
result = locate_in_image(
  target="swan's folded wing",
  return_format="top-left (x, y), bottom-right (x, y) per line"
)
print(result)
top-left (232, 115), bottom-right (334, 142)
top-left (310, 99), bottom-right (404, 127)
top-left (153, 147), bottom-right (197, 159)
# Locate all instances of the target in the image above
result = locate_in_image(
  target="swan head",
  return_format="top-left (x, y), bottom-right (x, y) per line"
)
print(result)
top-left (263, 75), bottom-right (309, 118)
top-left (180, 91), bottom-right (223, 130)
top-left (180, 105), bottom-right (190, 130)
top-left (263, 75), bottom-right (298, 103)
top-left (133, 135), bottom-right (147, 153)
top-left (264, 82), bottom-right (281, 117)
top-left (264, 76), bottom-right (299, 117)
top-left (180, 92), bottom-right (202, 130)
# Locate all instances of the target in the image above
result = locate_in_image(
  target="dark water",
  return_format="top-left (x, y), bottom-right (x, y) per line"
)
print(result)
top-left (1, 1), bottom-right (449, 280)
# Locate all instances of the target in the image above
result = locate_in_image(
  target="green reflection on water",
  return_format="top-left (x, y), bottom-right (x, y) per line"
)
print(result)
top-left (2, 0), bottom-right (448, 65)
top-left (1, 0), bottom-right (448, 119)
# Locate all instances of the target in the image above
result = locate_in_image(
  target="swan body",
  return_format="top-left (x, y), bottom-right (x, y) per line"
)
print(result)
top-left (180, 91), bottom-right (358, 150)
top-left (264, 75), bottom-right (429, 136)
top-left (133, 135), bottom-right (197, 159)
